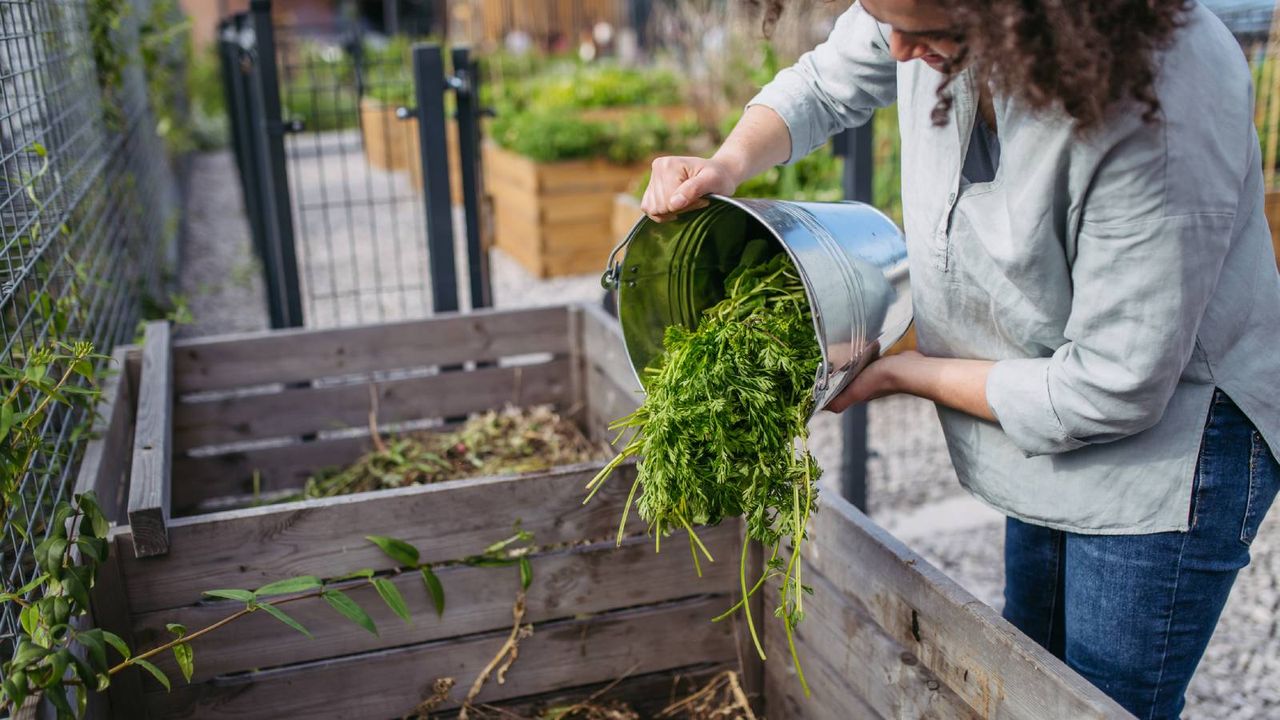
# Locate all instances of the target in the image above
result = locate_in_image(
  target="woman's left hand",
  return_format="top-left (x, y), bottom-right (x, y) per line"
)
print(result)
top-left (825, 351), bottom-right (920, 413)
top-left (824, 350), bottom-right (999, 423)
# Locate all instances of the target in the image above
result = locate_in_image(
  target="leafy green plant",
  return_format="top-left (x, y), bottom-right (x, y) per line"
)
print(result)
top-left (87, 0), bottom-right (130, 129)
top-left (585, 245), bottom-right (821, 694)
top-left (491, 110), bottom-right (694, 164)
top-left (139, 0), bottom-right (194, 155)
top-left (0, 488), bottom-right (535, 717)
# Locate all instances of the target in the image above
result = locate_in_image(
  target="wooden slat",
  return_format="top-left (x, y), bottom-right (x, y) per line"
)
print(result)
top-left (146, 594), bottom-right (738, 719)
top-left (489, 184), bottom-right (620, 224)
top-left (128, 322), bottom-right (173, 558)
top-left (72, 350), bottom-right (145, 718)
top-left (580, 301), bottom-right (640, 396)
top-left (172, 358), bottom-right (571, 452)
top-left (73, 346), bottom-right (134, 524)
top-left (97, 533), bottom-right (148, 719)
top-left (117, 462), bottom-right (645, 613)
top-left (133, 524), bottom-right (739, 683)
top-left (170, 435), bottom-right (375, 514)
top-left (765, 573), bottom-right (980, 720)
top-left (805, 495), bottom-right (1134, 719)
top-left (454, 664), bottom-right (730, 720)
top-left (764, 622), bottom-right (882, 720)
top-left (170, 305), bottom-right (569, 394)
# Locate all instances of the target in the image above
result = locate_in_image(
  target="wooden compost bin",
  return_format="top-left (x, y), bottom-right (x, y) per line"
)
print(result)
top-left (72, 304), bottom-right (1131, 719)
top-left (484, 142), bottom-right (647, 278)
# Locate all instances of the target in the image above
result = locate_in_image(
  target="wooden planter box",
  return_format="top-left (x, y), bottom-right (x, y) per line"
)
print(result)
top-left (358, 97), bottom-right (412, 172)
top-left (484, 142), bottom-right (647, 278)
top-left (72, 305), bottom-right (1131, 719)
top-left (612, 191), bottom-right (644, 245)
top-left (361, 97), bottom-right (464, 204)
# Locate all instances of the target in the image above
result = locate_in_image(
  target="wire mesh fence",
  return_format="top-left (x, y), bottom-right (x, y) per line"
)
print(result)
top-left (276, 27), bottom-right (438, 327)
top-left (0, 0), bottom-right (183, 679)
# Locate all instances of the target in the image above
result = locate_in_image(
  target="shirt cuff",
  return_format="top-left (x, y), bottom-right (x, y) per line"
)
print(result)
top-left (987, 358), bottom-right (1088, 457)
top-left (745, 81), bottom-right (811, 166)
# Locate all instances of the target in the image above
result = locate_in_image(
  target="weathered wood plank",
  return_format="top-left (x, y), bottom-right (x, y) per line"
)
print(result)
top-left (117, 461), bottom-right (645, 613)
top-left (170, 435), bottom-right (375, 515)
top-left (442, 664), bottom-right (729, 720)
top-left (172, 358), bottom-right (571, 452)
top-left (146, 594), bottom-right (738, 719)
top-left (128, 322), bottom-right (172, 558)
top-left (579, 303), bottom-right (641, 445)
top-left (170, 305), bottom-right (569, 394)
top-left (134, 524), bottom-right (739, 683)
top-left (806, 495), bottom-right (1134, 719)
top-left (71, 357), bottom-right (143, 719)
top-left (764, 624), bottom-right (881, 720)
top-left (765, 573), bottom-right (980, 720)
top-left (579, 301), bottom-right (640, 397)
top-left (96, 533), bottom-right (148, 719)
top-left (73, 346), bottom-right (134, 525)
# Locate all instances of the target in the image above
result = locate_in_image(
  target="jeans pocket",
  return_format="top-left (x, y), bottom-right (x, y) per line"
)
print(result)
top-left (1241, 430), bottom-right (1280, 546)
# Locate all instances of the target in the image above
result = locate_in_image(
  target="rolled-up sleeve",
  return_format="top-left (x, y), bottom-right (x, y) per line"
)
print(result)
top-left (746, 3), bottom-right (897, 164)
top-left (987, 116), bottom-right (1238, 457)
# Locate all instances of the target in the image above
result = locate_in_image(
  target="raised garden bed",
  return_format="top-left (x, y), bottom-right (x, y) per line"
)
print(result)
top-left (485, 142), bottom-right (647, 278)
top-left (72, 304), bottom-right (1130, 719)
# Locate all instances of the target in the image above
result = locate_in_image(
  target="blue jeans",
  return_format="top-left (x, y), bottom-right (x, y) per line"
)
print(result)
top-left (1002, 390), bottom-right (1280, 720)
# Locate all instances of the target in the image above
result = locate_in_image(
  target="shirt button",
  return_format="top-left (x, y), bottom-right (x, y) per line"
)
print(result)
top-left (948, 192), bottom-right (957, 203)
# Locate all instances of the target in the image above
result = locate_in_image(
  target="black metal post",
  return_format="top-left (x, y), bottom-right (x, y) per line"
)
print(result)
top-left (451, 46), bottom-right (491, 310)
top-left (412, 43), bottom-right (461, 314)
top-left (384, 0), bottom-right (400, 34)
top-left (221, 17), bottom-right (270, 286)
top-left (836, 121), bottom-right (875, 513)
top-left (249, 0), bottom-right (305, 328)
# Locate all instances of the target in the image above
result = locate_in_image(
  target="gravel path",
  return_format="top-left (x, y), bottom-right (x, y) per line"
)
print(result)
top-left (180, 146), bottom-right (1279, 719)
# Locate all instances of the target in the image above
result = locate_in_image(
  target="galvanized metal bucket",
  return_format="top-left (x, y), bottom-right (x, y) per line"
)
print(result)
top-left (601, 195), bottom-right (911, 412)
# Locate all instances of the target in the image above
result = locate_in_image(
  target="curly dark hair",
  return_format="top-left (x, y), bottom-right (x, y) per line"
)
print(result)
top-left (757, 0), bottom-right (1192, 130)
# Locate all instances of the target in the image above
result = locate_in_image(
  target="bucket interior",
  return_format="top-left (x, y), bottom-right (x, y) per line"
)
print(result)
top-left (616, 201), bottom-right (796, 384)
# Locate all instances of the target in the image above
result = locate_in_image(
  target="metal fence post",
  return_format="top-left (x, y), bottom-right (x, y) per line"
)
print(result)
top-left (451, 46), bottom-right (492, 310)
top-left (835, 122), bottom-right (875, 513)
top-left (248, 0), bottom-right (305, 328)
top-left (411, 43), bottom-right (461, 314)
top-left (221, 16), bottom-right (271, 290)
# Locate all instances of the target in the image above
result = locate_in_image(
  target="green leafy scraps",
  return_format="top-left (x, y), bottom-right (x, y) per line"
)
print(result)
top-left (586, 247), bottom-right (821, 695)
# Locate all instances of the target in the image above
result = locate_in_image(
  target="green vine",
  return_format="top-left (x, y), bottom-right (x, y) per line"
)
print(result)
top-left (87, 0), bottom-right (130, 130)
top-left (139, 0), bottom-right (194, 155)
top-left (0, 490), bottom-right (535, 717)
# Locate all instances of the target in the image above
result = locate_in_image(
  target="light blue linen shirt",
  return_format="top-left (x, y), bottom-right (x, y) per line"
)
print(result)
top-left (749, 1), bottom-right (1280, 533)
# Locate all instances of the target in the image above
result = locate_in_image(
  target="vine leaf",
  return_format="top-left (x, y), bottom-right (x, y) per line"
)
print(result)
top-left (256, 603), bottom-right (312, 638)
top-left (173, 643), bottom-right (194, 683)
top-left (366, 535), bottom-right (419, 567)
top-left (420, 567), bottom-right (445, 617)
top-left (202, 588), bottom-right (255, 603)
top-left (519, 557), bottom-right (533, 591)
top-left (102, 630), bottom-right (131, 661)
top-left (254, 575), bottom-right (321, 596)
top-left (372, 578), bottom-right (411, 623)
top-left (134, 658), bottom-right (170, 691)
top-left (167, 624), bottom-right (194, 682)
top-left (322, 590), bottom-right (377, 636)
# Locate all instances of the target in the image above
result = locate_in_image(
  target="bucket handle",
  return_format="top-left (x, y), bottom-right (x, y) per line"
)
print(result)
top-left (601, 234), bottom-right (632, 290)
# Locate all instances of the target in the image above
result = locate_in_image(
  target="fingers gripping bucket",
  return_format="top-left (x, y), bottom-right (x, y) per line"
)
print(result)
top-left (602, 195), bottom-right (912, 412)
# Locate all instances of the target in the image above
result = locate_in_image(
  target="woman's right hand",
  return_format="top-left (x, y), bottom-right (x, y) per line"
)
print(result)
top-left (640, 156), bottom-right (742, 223)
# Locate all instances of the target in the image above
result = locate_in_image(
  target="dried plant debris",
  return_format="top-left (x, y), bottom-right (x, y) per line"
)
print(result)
top-left (586, 245), bottom-right (822, 690)
top-left (444, 670), bottom-right (756, 720)
top-left (300, 405), bottom-right (605, 500)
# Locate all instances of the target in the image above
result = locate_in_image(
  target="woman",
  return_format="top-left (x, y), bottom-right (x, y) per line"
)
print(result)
top-left (641, 1), bottom-right (1280, 717)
